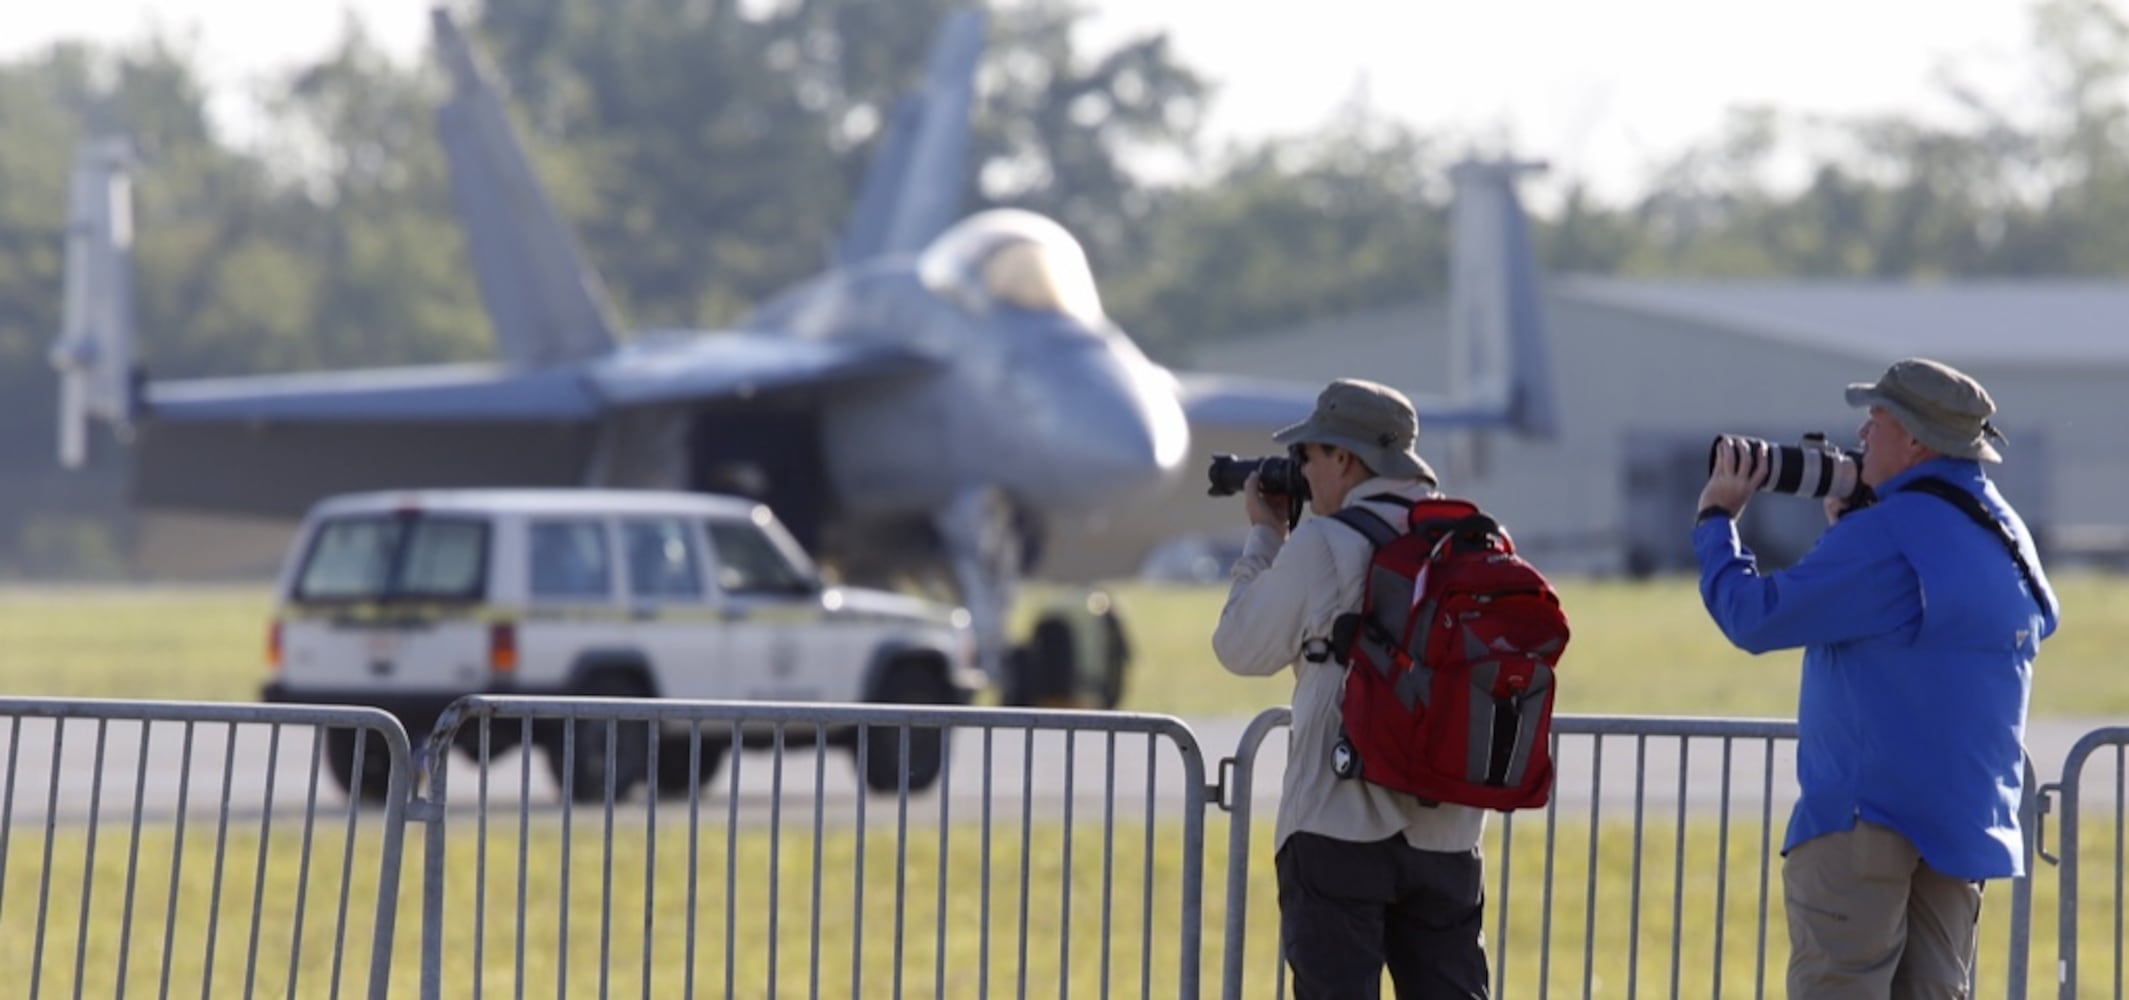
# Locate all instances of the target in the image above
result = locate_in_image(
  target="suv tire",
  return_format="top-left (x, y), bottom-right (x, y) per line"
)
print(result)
top-left (655, 731), bottom-right (729, 797)
top-left (543, 671), bottom-right (652, 803)
top-left (325, 727), bottom-right (396, 803)
top-left (861, 662), bottom-right (953, 793)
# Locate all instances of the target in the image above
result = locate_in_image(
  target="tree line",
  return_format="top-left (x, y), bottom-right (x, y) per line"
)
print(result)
top-left (1, 0), bottom-right (2124, 577)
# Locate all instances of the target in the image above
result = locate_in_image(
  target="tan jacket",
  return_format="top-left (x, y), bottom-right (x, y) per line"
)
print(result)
top-left (1212, 476), bottom-right (1488, 853)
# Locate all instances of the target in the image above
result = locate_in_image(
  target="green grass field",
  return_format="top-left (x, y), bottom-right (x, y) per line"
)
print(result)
top-left (2, 578), bottom-right (2125, 997)
top-left (5, 573), bottom-right (2128, 718)
top-left (1065, 573), bottom-right (2129, 720)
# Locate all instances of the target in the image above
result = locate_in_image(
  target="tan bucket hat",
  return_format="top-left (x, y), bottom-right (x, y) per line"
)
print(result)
top-left (1844, 357), bottom-right (2007, 463)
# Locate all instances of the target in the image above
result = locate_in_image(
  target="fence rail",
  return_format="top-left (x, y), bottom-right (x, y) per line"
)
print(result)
top-left (0, 694), bottom-right (2117, 999)
top-left (1214, 711), bottom-right (2044, 1000)
top-left (0, 697), bottom-right (415, 1000)
top-left (415, 696), bottom-right (1209, 999)
top-left (2050, 725), bottom-right (2129, 1000)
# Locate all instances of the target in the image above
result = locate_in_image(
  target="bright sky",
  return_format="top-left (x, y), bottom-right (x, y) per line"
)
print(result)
top-left (0, 0), bottom-right (2067, 201)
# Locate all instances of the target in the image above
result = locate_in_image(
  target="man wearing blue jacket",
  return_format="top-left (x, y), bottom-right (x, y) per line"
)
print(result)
top-left (1693, 357), bottom-right (2059, 999)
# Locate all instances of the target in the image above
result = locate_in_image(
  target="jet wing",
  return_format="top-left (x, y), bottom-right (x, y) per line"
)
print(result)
top-left (132, 334), bottom-right (941, 519)
top-left (146, 363), bottom-right (602, 423)
top-left (135, 363), bottom-right (602, 518)
top-left (589, 332), bottom-right (941, 408)
top-left (145, 333), bottom-right (941, 422)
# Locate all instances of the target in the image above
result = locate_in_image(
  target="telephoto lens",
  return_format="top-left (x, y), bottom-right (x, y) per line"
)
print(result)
top-left (1205, 453), bottom-right (1311, 500)
top-left (1707, 434), bottom-right (1873, 508)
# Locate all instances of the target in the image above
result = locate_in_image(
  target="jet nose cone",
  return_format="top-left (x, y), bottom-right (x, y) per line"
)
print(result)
top-left (1075, 391), bottom-right (1179, 473)
top-left (1042, 347), bottom-right (1189, 507)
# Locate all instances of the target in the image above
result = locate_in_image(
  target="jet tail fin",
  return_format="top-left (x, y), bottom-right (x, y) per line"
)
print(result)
top-left (1447, 158), bottom-right (1558, 439)
top-left (835, 8), bottom-right (985, 265)
top-left (49, 136), bottom-right (137, 469)
top-left (432, 7), bottom-right (619, 366)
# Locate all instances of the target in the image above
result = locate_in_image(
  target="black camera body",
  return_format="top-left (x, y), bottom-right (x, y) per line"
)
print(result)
top-left (1207, 452), bottom-right (1309, 528)
top-left (1709, 433), bottom-right (1876, 510)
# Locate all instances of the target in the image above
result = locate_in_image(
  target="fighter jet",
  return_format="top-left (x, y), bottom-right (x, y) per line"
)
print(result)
top-left (50, 6), bottom-right (1555, 694)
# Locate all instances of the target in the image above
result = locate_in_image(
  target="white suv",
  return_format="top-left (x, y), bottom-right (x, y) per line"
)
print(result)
top-left (260, 488), bottom-right (982, 801)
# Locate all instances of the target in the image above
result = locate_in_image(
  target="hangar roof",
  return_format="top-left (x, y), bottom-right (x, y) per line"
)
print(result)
top-left (1560, 277), bottom-right (2129, 366)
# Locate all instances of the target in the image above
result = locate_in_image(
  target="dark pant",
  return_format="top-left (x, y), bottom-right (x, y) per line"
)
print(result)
top-left (1275, 832), bottom-right (1490, 1000)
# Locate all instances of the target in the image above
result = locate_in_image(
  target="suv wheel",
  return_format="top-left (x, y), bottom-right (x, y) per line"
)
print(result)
top-left (860, 663), bottom-right (953, 794)
top-left (453, 718), bottom-right (524, 762)
top-left (655, 732), bottom-right (729, 797)
top-left (324, 727), bottom-right (396, 804)
top-left (543, 672), bottom-right (652, 803)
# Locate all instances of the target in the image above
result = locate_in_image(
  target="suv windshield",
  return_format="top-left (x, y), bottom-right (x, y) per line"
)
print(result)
top-left (707, 520), bottom-right (815, 596)
top-left (293, 514), bottom-right (489, 603)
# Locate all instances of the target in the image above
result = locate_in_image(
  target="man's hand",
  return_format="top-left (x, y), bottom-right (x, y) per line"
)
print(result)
top-left (1243, 471), bottom-right (1290, 537)
top-left (1823, 494), bottom-right (1848, 526)
top-left (1697, 435), bottom-right (1769, 520)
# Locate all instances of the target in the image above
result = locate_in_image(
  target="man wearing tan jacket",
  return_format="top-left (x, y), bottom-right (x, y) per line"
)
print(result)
top-left (1214, 378), bottom-right (1490, 999)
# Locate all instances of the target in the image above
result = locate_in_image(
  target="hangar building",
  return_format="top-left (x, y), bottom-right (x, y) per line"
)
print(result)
top-left (1177, 278), bottom-right (2129, 577)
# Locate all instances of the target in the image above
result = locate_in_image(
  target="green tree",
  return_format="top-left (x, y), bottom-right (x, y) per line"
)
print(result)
top-left (1105, 111), bottom-right (1449, 361)
top-left (263, 18), bottom-right (491, 370)
top-left (1584, 0), bottom-right (2129, 283)
top-left (464, 0), bottom-right (1207, 328)
top-left (969, 0), bottom-right (1209, 266)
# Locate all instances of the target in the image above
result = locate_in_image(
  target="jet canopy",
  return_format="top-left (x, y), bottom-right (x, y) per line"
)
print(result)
top-left (918, 209), bottom-right (1105, 326)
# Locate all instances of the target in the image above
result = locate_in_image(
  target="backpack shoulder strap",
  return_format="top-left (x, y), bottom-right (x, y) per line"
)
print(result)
top-left (1317, 495), bottom-right (1419, 663)
top-left (1327, 492), bottom-right (1416, 548)
top-left (1328, 506), bottom-right (1400, 550)
top-left (1899, 476), bottom-right (2040, 601)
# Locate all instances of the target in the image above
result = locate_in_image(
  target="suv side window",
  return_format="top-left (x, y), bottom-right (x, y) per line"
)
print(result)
top-left (622, 518), bottom-right (704, 599)
top-left (706, 520), bottom-right (814, 596)
top-left (529, 519), bottom-right (612, 599)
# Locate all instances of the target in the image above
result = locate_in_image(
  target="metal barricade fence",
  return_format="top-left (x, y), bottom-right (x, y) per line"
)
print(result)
top-left (0, 697), bottom-right (416, 1000)
top-left (2049, 725), bottom-right (2129, 1000)
top-left (1, 694), bottom-right (2107, 999)
top-left (414, 695), bottom-right (1210, 999)
top-left (1216, 710), bottom-right (2042, 1000)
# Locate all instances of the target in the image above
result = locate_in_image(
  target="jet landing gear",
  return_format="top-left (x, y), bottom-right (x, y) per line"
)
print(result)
top-left (936, 487), bottom-right (1024, 693)
top-left (933, 487), bottom-right (1131, 710)
top-left (1002, 588), bottom-right (1131, 710)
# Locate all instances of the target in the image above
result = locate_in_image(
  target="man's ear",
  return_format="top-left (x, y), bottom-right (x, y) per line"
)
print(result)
top-left (1331, 446), bottom-right (1358, 475)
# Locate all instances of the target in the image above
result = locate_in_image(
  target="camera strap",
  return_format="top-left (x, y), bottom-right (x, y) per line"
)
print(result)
top-left (1899, 476), bottom-right (2041, 606)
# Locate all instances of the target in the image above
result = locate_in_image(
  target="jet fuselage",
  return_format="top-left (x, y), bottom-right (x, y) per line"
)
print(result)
top-left (723, 239), bottom-right (1188, 573)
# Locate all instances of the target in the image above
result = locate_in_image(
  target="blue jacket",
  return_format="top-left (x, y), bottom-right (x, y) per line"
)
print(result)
top-left (1694, 457), bottom-right (2059, 879)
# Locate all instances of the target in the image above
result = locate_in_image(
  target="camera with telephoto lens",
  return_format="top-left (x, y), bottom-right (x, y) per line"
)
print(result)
top-left (1207, 450), bottom-right (1309, 528)
top-left (1708, 433), bottom-right (1876, 510)
top-left (1206, 450), bottom-right (1309, 500)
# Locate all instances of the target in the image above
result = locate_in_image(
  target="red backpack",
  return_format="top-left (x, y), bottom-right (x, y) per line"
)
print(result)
top-left (1323, 494), bottom-right (1569, 811)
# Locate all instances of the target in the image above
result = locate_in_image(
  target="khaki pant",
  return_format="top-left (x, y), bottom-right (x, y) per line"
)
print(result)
top-left (1784, 821), bottom-right (1984, 999)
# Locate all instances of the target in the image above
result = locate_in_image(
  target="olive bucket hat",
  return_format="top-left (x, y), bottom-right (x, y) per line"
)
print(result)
top-left (1844, 357), bottom-right (2007, 463)
top-left (1272, 378), bottom-right (1438, 484)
